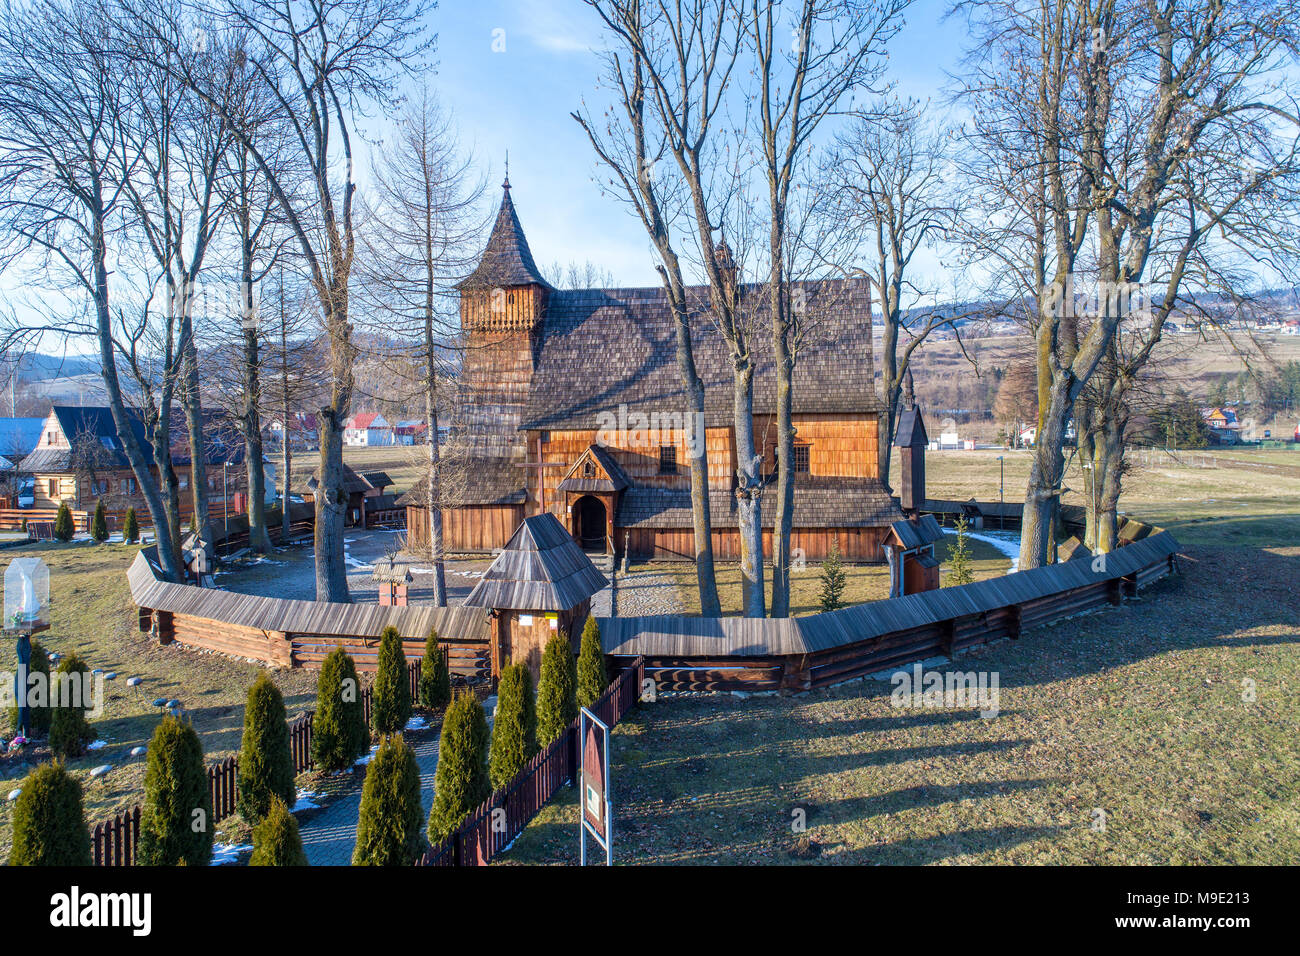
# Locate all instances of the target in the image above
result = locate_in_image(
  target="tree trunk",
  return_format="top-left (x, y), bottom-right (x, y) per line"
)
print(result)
top-left (279, 300), bottom-right (292, 544)
top-left (733, 364), bottom-right (765, 618)
top-left (314, 407), bottom-right (350, 602)
top-left (667, 276), bottom-right (720, 617)
top-left (91, 217), bottom-right (184, 580)
top-left (314, 270), bottom-right (354, 602)
top-left (770, 306), bottom-right (794, 619)
top-left (1019, 329), bottom-right (1072, 569)
top-left (180, 322), bottom-right (214, 553)
top-left (423, 302), bottom-right (447, 606)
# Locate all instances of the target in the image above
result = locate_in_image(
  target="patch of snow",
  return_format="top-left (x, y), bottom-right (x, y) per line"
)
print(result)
top-left (87, 740), bottom-right (108, 751)
top-left (210, 842), bottom-right (253, 865)
top-left (292, 791), bottom-right (323, 812)
top-left (943, 526), bottom-right (1022, 573)
top-left (354, 745), bottom-right (379, 767)
top-left (405, 715), bottom-right (429, 731)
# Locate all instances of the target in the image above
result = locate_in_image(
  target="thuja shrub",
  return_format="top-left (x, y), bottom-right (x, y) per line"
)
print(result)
top-left (53, 502), bottom-right (75, 542)
top-left (123, 506), bottom-right (139, 543)
top-left (536, 633), bottom-right (577, 746)
top-left (312, 647), bottom-right (367, 771)
top-left (419, 628), bottom-right (451, 712)
top-left (90, 499), bottom-right (108, 542)
top-left (371, 625), bottom-right (412, 735)
top-left (427, 691), bottom-right (490, 844)
top-left (138, 715), bottom-right (213, 866)
top-left (249, 796), bottom-right (308, 866)
top-left (489, 663), bottom-right (537, 790)
top-left (576, 615), bottom-right (608, 709)
top-left (353, 735), bottom-right (425, 866)
top-left (237, 673), bottom-right (295, 824)
top-left (48, 652), bottom-right (95, 759)
top-left (8, 762), bottom-right (91, 866)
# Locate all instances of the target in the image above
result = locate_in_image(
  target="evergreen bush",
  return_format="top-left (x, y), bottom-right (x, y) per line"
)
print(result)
top-left (311, 647), bottom-right (367, 771)
top-left (370, 625), bottom-right (412, 734)
top-left (536, 633), bottom-right (577, 745)
top-left (818, 536), bottom-right (848, 612)
top-left (489, 663), bottom-right (537, 790)
top-left (946, 516), bottom-right (974, 587)
top-left (123, 507), bottom-right (139, 543)
top-left (48, 652), bottom-right (94, 758)
top-left (419, 628), bottom-right (451, 711)
top-left (237, 673), bottom-right (296, 823)
top-left (138, 715), bottom-right (213, 866)
top-left (7, 762), bottom-right (91, 865)
top-left (353, 735), bottom-right (425, 865)
top-left (91, 499), bottom-right (108, 542)
top-left (427, 691), bottom-right (490, 843)
top-left (249, 796), bottom-right (308, 866)
top-left (576, 615), bottom-right (607, 709)
top-left (53, 501), bottom-right (74, 542)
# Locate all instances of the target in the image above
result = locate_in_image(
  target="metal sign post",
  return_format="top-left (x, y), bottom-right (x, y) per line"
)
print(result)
top-left (579, 707), bottom-right (612, 866)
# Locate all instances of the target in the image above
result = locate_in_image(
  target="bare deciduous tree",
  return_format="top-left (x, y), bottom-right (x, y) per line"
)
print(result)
top-left (357, 86), bottom-right (484, 606)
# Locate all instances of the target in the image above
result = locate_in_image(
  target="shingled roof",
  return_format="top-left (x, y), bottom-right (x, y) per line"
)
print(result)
top-left (462, 513), bottom-right (608, 611)
top-left (519, 280), bottom-right (878, 430)
top-left (614, 477), bottom-right (901, 530)
top-left (396, 458), bottom-right (526, 507)
top-left (456, 182), bottom-right (553, 291)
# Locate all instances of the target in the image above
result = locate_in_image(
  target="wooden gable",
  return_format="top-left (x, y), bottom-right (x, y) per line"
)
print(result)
top-left (556, 445), bottom-right (630, 495)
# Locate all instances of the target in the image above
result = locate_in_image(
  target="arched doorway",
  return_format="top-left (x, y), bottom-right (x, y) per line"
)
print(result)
top-left (572, 495), bottom-right (607, 552)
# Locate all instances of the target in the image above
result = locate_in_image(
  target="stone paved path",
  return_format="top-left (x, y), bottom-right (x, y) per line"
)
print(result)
top-left (591, 566), bottom-right (686, 618)
top-left (298, 704), bottom-right (493, 866)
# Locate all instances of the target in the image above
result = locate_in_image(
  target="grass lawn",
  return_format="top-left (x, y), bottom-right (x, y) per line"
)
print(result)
top-left (663, 534), bottom-right (1011, 617)
top-left (503, 453), bottom-right (1300, 865)
top-left (0, 542), bottom-right (322, 858)
top-left (341, 444), bottom-right (427, 497)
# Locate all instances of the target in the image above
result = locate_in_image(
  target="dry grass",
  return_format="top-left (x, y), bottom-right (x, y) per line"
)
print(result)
top-left (663, 534), bottom-right (1012, 617)
top-left (341, 444), bottom-right (427, 496)
top-left (503, 452), bottom-right (1300, 865)
top-left (0, 541), bottom-right (320, 858)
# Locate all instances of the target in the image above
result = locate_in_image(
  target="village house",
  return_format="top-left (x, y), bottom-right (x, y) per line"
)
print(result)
top-left (267, 412), bottom-right (318, 451)
top-left (343, 412), bottom-right (394, 447)
top-left (404, 177), bottom-right (903, 561)
top-left (18, 405), bottom-right (267, 513)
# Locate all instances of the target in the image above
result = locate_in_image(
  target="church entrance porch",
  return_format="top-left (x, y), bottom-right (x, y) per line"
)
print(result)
top-left (572, 495), bottom-right (609, 552)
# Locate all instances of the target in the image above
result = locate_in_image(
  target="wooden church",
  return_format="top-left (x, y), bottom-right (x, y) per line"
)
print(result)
top-left (404, 177), bottom-right (904, 562)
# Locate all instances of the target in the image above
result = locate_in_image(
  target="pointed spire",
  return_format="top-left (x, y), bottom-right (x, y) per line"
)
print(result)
top-left (903, 367), bottom-right (916, 410)
top-left (503, 150), bottom-right (510, 191)
top-left (456, 172), bottom-right (553, 291)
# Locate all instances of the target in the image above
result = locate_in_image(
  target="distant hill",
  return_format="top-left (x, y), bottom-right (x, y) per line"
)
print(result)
top-left (16, 353), bottom-right (101, 381)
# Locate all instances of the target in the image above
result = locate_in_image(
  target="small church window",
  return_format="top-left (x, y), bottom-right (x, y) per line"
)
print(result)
top-left (794, 445), bottom-right (810, 474)
top-left (582, 460), bottom-right (596, 478)
top-left (659, 445), bottom-right (677, 474)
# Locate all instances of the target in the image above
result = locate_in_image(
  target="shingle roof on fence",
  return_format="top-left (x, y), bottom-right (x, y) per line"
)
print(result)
top-left (128, 549), bottom-right (488, 641)
top-left (599, 530), bottom-right (1180, 657)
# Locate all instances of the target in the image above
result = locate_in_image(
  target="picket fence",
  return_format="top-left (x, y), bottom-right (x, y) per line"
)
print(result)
top-left (90, 659), bottom-right (639, 867)
top-left (417, 657), bottom-right (644, 867)
top-left (92, 662), bottom-right (417, 866)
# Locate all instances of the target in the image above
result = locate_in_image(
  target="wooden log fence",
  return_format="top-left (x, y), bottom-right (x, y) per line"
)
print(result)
top-left (417, 657), bottom-right (644, 867)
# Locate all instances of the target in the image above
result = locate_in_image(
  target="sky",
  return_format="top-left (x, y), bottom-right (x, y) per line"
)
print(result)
top-left (427, 0), bottom-right (971, 287)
